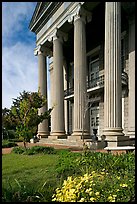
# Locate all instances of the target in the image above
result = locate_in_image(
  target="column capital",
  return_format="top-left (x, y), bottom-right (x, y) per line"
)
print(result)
top-left (34, 45), bottom-right (52, 57)
top-left (68, 4), bottom-right (92, 24)
top-left (48, 28), bottom-right (68, 43)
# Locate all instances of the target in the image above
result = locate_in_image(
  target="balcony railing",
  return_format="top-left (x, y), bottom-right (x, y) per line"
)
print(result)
top-left (64, 70), bottom-right (128, 97)
top-left (64, 87), bottom-right (74, 97)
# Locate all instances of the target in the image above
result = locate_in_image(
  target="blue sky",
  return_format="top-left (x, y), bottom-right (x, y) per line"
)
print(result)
top-left (2, 2), bottom-right (50, 109)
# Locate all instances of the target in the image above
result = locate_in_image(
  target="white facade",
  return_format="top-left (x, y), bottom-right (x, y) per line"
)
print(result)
top-left (29, 2), bottom-right (135, 148)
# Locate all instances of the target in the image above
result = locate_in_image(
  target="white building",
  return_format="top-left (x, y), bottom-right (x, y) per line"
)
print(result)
top-left (29, 2), bottom-right (135, 148)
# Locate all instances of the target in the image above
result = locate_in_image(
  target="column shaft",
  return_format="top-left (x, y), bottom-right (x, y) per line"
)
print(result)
top-left (73, 16), bottom-right (88, 137)
top-left (37, 52), bottom-right (49, 137)
top-left (104, 2), bottom-right (124, 147)
top-left (50, 36), bottom-right (65, 137)
top-left (127, 19), bottom-right (135, 138)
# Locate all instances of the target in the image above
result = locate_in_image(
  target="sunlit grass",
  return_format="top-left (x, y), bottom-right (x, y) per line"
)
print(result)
top-left (2, 153), bottom-right (60, 201)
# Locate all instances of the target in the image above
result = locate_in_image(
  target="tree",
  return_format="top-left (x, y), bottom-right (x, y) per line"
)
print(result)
top-left (5, 90), bottom-right (52, 148)
top-left (2, 108), bottom-right (17, 140)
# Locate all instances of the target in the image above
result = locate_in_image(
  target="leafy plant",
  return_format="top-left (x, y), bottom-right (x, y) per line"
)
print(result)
top-left (2, 140), bottom-right (18, 148)
top-left (12, 146), bottom-right (57, 155)
top-left (52, 170), bottom-right (135, 202)
top-left (4, 90), bottom-right (53, 148)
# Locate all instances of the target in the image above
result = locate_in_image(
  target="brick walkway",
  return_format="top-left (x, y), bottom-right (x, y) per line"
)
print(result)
top-left (2, 142), bottom-right (129, 155)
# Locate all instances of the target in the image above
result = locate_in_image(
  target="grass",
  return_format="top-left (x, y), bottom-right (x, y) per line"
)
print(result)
top-left (2, 149), bottom-right (135, 202)
top-left (2, 153), bottom-right (60, 202)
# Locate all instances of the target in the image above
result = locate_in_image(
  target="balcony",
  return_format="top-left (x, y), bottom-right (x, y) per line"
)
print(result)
top-left (64, 70), bottom-right (128, 97)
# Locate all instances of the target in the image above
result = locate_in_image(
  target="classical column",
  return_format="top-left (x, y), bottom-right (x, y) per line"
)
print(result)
top-left (63, 59), bottom-right (69, 135)
top-left (103, 2), bottom-right (128, 147)
top-left (127, 18), bottom-right (135, 138)
top-left (48, 30), bottom-right (67, 139)
top-left (34, 45), bottom-right (49, 138)
top-left (69, 6), bottom-right (91, 140)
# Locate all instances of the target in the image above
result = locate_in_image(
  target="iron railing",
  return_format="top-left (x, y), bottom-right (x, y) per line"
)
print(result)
top-left (64, 71), bottom-right (128, 97)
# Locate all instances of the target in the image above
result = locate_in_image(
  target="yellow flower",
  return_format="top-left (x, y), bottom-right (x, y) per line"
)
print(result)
top-left (90, 197), bottom-right (95, 201)
top-left (108, 196), bottom-right (113, 200)
top-left (113, 195), bottom-right (117, 198)
top-left (95, 192), bottom-right (100, 196)
top-left (120, 183), bottom-right (128, 187)
top-left (117, 176), bottom-right (120, 180)
top-left (79, 198), bottom-right (85, 202)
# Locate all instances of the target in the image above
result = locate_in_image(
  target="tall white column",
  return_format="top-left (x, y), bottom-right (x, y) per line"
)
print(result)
top-left (127, 19), bottom-right (135, 138)
top-left (104, 2), bottom-right (127, 147)
top-left (34, 46), bottom-right (49, 138)
top-left (49, 30), bottom-right (66, 138)
top-left (69, 6), bottom-right (91, 140)
top-left (63, 59), bottom-right (68, 134)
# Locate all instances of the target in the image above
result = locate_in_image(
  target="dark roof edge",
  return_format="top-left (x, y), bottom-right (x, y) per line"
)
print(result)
top-left (29, 2), bottom-right (51, 30)
top-left (29, 2), bottom-right (63, 33)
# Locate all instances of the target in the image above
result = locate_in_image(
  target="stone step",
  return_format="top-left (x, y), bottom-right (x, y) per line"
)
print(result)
top-left (38, 138), bottom-right (107, 149)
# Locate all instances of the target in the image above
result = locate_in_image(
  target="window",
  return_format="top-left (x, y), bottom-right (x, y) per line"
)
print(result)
top-left (96, 116), bottom-right (99, 126)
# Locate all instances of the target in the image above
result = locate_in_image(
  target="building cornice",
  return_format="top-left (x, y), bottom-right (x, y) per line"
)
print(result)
top-left (29, 2), bottom-right (63, 34)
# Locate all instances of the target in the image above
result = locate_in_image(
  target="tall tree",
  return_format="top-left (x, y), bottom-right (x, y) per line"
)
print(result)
top-left (4, 90), bottom-right (52, 148)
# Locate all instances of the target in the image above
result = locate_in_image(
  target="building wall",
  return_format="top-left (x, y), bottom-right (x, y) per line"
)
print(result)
top-left (99, 95), bottom-right (104, 139)
top-left (123, 31), bottom-right (129, 136)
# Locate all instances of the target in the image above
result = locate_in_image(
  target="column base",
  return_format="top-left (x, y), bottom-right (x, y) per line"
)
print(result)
top-left (127, 130), bottom-right (135, 138)
top-left (69, 130), bottom-right (90, 141)
top-left (37, 131), bottom-right (49, 138)
top-left (103, 127), bottom-right (130, 148)
top-left (105, 135), bottom-right (130, 148)
top-left (49, 131), bottom-right (67, 139)
top-left (126, 131), bottom-right (135, 146)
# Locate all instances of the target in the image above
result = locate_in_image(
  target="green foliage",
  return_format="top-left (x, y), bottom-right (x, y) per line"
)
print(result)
top-left (2, 153), bottom-right (59, 202)
top-left (55, 151), bottom-right (82, 179)
top-left (8, 138), bottom-right (24, 142)
top-left (12, 146), bottom-right (57, 155)
top-left (75, 151), bottom-right (135, 175)
top-left (3, 90), bottom-right (52, 146)
top-left (2, 108), bottom-right (17, 140)
top-left (11, 146), bottom-right (25, 154)
top-left (53, 152), bottom-right (135, 202)
top-left (2, 151), bottom-right (135, 202)
top-left (52, 171), bottom-right (135, 202)
top-left (2, 140), bottom-right (18, 148)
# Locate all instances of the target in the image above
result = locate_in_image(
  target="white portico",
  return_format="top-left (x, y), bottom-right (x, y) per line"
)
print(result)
top-left (29, 2), bottom-right (135, 148)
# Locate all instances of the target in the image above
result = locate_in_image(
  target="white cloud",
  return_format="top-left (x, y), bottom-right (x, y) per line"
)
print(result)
top-left (2, 2), bottom-right (51, 109)
top-left (2, 2), bottom-right (36, 39)
top-left (2, 42), bottom-right (38, 108)
top-left (2, 41), bottom-right (51, 109)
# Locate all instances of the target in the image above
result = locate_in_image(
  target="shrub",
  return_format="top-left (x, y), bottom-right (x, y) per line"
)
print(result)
top-left (12, 147), bottom-right (25, 154)
top-left (8, 138), bottom-right (24, 143)
top-left (2, 140), bottom-right (18, 148)
top-left (75, 151), bottom-right (135, 175)
top-left (52, 171), bottom-right (135, 202)
top-left (12, 146), bottom-right (57, 155)
top-left (26, 146), bottom-right (56, 155)
top-left (55, 151), bottom-right (81, 179)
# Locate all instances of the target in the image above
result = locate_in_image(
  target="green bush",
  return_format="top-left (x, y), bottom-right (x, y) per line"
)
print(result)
top-left (55, 151), bottom-right (82, 179)
top-left (26, 146), bottom-right (56, 155)
top-left (11, 147), bottom-right (25, 154)
top-left (2, 140), bottom-right (18, 148)
top-left (12, 146), bottom-right (57, 155)
top-left (75, 151), bottom-right (135, 175)
top-left (53, 151), bottom-right (135, 202)
top-left (8, 138), bottom-right (24, 142)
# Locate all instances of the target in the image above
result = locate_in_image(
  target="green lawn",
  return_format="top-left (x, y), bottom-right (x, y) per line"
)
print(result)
top-left (2, 150), bottom-right (135, 202)
top-left (2, 153), bottom-right (60, 202)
